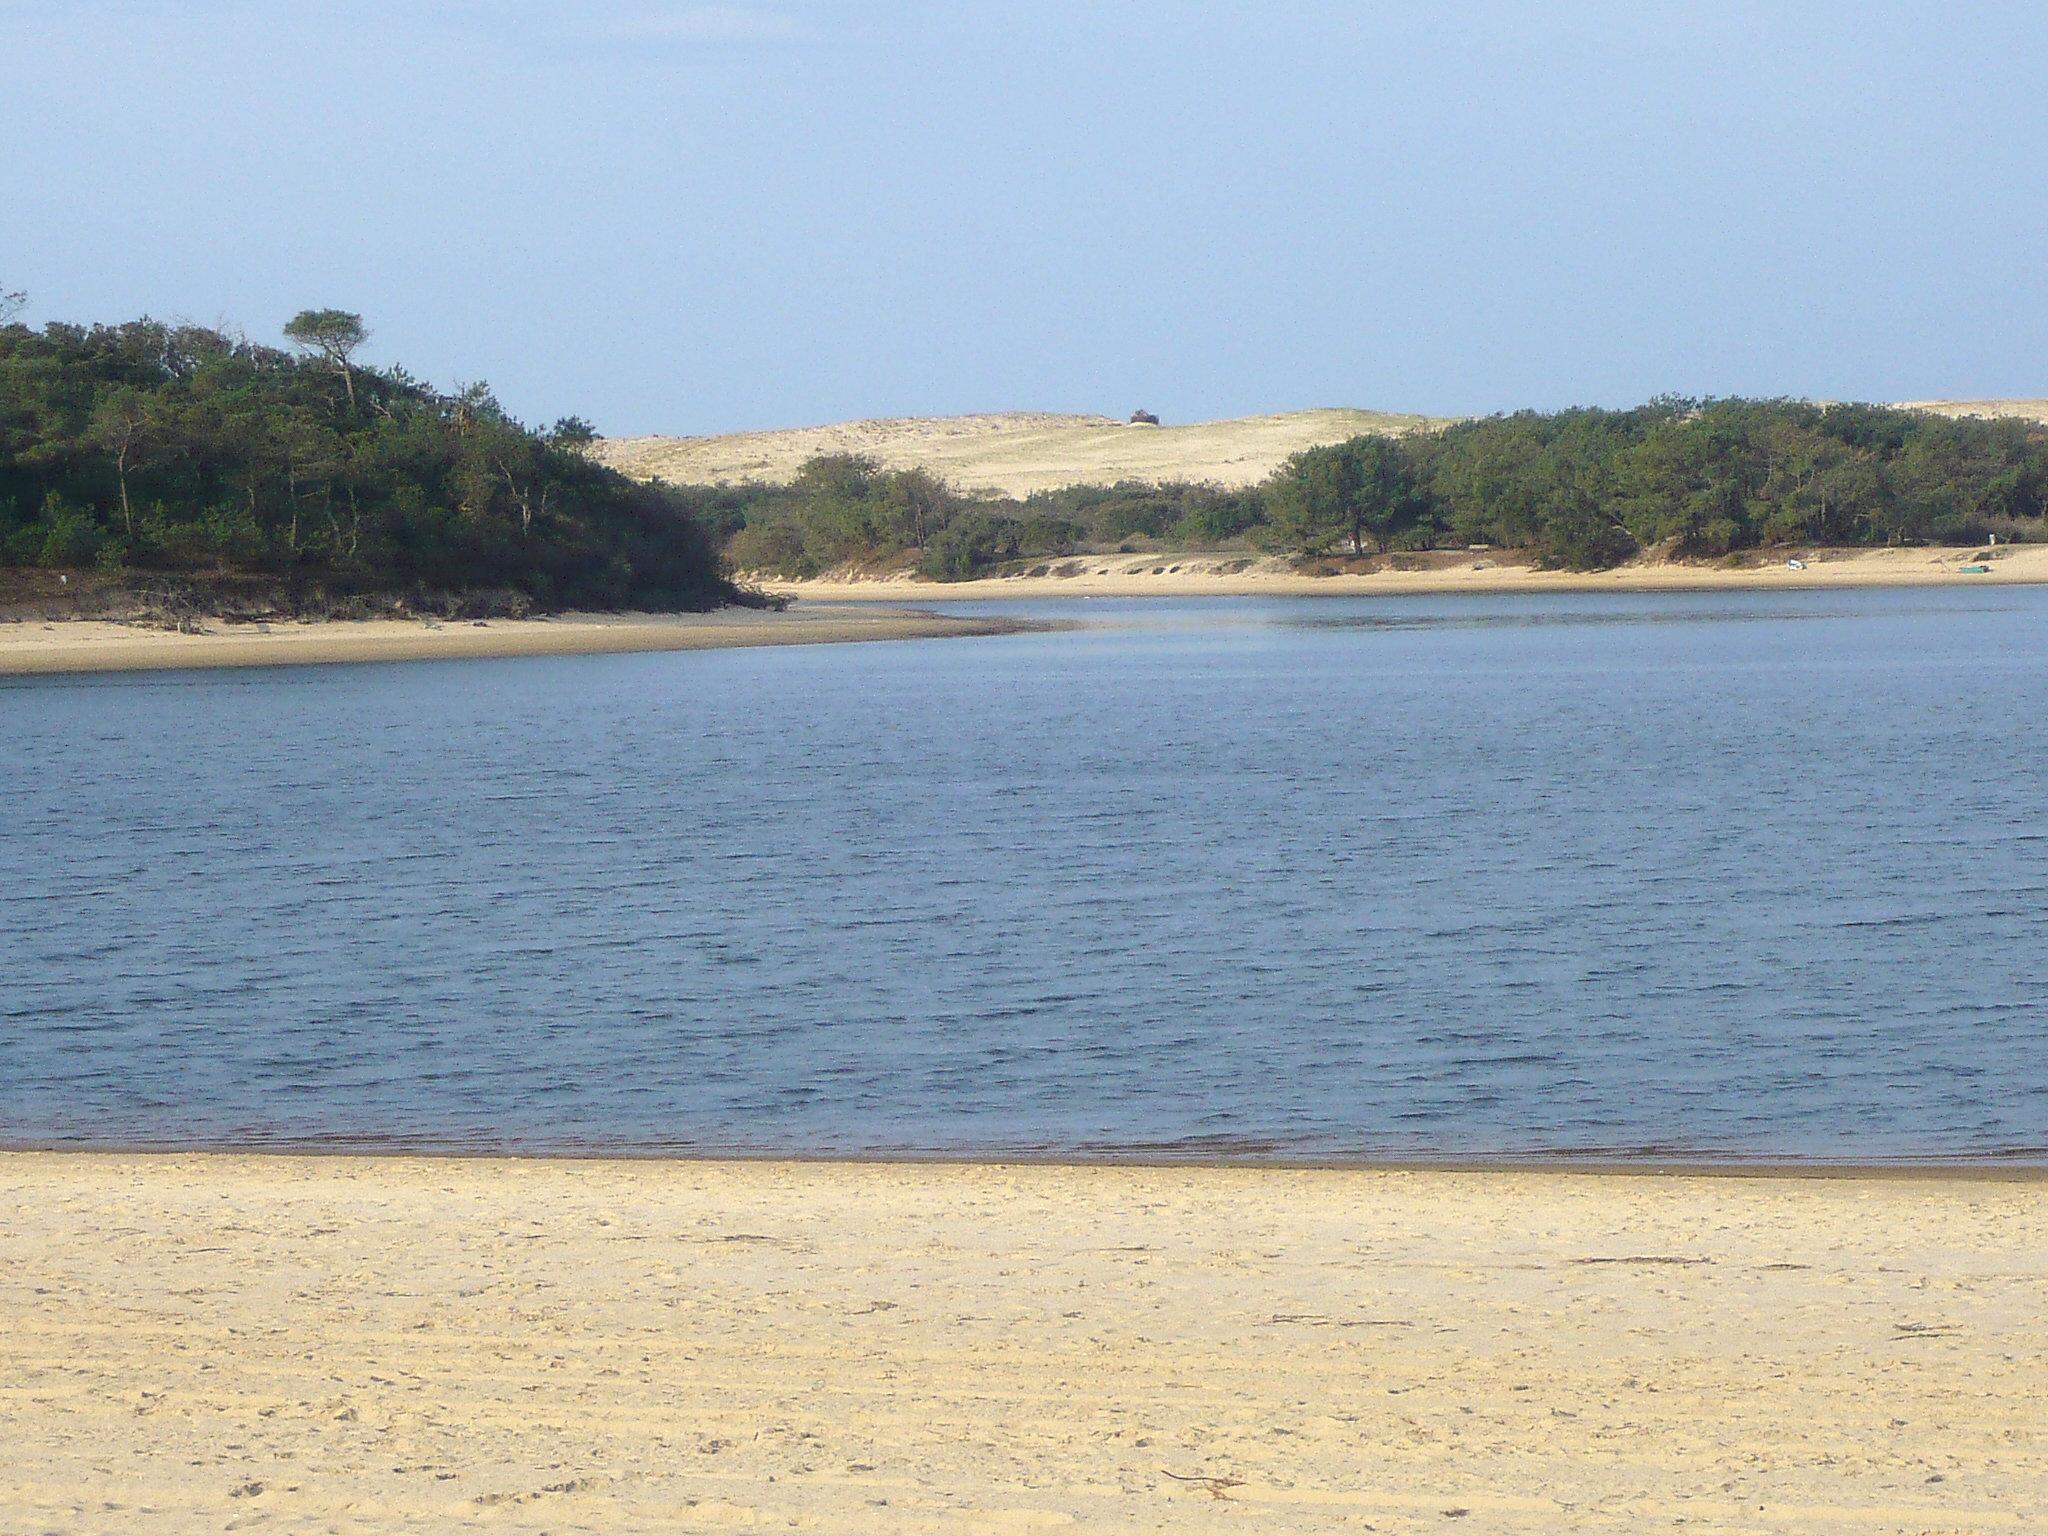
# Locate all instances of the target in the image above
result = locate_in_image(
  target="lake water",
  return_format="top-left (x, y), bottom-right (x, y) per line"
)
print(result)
top-left (4, 589), bottom-right (2046, 1163)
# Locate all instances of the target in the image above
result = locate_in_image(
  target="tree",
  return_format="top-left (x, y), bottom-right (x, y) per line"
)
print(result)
top-left (1265, 437), bottom-right (1422, 555)
top-left (879, 467), bottom-right (960, 548)
top-left (283, 308), bottom-right (369, 409)
top-left (0, 285), bottom-right (23, 323)
top-left (86, 387), bottom-right (154, 538)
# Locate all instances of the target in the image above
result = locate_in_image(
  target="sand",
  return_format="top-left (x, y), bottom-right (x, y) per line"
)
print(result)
top-left (12, 547), bottom-right (2028, 678)
top-left (769, 542), bottom-right (2048, 601)
top-left (1895, 397), bottom-right (2048, 424)
top-left (2, 1152), bottom-right (2041, 1534)
top-left (594, 401), bottom-right (2048, 501)
top-left (0, 606), bottom-right (1031, 677)
top-left (593, 408), bottom-right (1447, 498)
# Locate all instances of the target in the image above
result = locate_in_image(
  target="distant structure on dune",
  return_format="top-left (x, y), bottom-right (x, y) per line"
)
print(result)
top-left (1128, 409), bottom-right (1160, 426)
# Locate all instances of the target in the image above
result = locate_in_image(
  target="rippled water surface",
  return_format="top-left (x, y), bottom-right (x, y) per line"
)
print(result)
top-left (5, 589), bottom-right (2047, 1161)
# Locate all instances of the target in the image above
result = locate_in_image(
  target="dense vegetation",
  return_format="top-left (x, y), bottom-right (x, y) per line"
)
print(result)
top-left (0, 299), bottom-right (733, 610)
top-left (710, 397), bottom-right (2048, 578)
top-left (10, 288), bottom-right (2042, 594)
top-left (697, 458), bottom-right (1266, 581)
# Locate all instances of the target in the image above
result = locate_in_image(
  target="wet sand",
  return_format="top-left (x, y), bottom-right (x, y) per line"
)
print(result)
top-left (0, 605), bottom-right (1029, 676)
top-left (3, 1152), bottom-right (2042, 1533)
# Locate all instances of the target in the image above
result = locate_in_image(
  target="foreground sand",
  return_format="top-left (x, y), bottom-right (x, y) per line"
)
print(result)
top-left (773, 542), bottom-right (2048, 601)
top-left (2, 1154), bottom-right (2042, 1533)
top-left (0, 606), bottom-right (1028, 676)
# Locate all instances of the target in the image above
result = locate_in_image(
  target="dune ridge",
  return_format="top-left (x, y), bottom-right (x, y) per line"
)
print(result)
top-left (596, 399), bottom-right (2048, 499)
top-left (593, 407), bottom-right (1448, 497)
top-left (1894, 397), bottom-right (2048, 423)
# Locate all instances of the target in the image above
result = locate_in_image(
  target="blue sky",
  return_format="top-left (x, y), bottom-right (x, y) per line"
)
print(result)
top-left (5, 1), bottom-right (2045, 434)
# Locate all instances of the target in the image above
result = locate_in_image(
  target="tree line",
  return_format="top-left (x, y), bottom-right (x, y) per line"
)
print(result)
top-left (10, 296), bottom-right (2044, 595)
top-left (0, 303), bottom-right (733, 610)
top-left (707, 397), bottom-right (2048, 578)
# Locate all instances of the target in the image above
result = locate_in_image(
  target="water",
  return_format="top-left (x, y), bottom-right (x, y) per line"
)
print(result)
top-left (4, 588), bottom-right (2046, 1163)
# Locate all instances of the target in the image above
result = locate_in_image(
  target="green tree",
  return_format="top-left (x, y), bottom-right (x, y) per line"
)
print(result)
top-left (86, 386), bottom-right (154, 538)
top-left (283, 308), bottom-right (369, 410)
top-left (1265, 437), bottom-right (1422, 555)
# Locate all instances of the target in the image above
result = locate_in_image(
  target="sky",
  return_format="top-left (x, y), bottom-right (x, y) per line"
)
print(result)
top-left (5, 1), bottom-right (2046, 435)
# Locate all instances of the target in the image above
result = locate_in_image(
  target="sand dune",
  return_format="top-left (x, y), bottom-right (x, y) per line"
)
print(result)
top-left (596, 399), bottom-right (2048, 499)
top-left (3, 1152), bottom-right (2043, 1534)
top-left (593, 407), bottom-right (1447, 497)
top-left (1894, 398), bottom-right (2048, 423)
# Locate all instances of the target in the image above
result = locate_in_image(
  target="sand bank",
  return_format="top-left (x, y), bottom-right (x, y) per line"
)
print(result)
top-left (3, 1152), bottom-right (2041, 1533)
top-left (771, 542), bottom-right (2048, 601)
top-left (0, 605), bottom-right (1029, 677)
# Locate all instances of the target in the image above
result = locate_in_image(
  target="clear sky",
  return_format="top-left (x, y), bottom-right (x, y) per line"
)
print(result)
top-left (5, 1), bottom-right (2045, 434)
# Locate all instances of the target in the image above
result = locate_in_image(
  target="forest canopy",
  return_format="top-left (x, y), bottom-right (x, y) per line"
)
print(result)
top-left (0, 305), bottom-right (733, 610)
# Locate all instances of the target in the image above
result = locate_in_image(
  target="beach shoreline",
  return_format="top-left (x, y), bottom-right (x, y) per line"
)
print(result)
top-left (7, 545), bottom-right (2039, 679)
top-left (4, 1150), bottom-right (2041, 1533)
top-left (4, 1139), bottom-right (2044, 1179)
top-left (766, 541), bottom-right (2048, 600)
top-left (0, 604), bottom-right (1036, 677)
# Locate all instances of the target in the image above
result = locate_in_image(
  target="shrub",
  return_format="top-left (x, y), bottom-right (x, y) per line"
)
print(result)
top-left (37, 495), bottom-right (104, 567)
top-left (918, 513), bottom-right (1019, 580)
top-left (724, 521), bottom-right (810, 577)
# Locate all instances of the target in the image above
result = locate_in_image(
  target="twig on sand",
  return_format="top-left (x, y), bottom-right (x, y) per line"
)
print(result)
top-left (1162, 1470), bottom-right (1245, 1500)
top-left (1569, 1255), bottom-right (1711, 1266)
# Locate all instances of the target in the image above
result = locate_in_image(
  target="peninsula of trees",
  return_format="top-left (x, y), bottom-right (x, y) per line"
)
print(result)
top-left (0, 302), bottom-right (733, 611)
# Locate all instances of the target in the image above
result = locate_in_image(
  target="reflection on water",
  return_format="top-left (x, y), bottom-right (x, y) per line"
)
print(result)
top-left (4, 588), bottom-right (2046, 1162)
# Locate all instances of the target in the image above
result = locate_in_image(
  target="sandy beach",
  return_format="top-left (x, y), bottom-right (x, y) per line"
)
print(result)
top-left (0, 605), bottom-right (1029, 677)
top-left (769, 542), bottom-right (2048, 601)
top-left (3, 1152), bottom-right (2041, 1533)
top-left (7, 547), bottom-right (2039, 680)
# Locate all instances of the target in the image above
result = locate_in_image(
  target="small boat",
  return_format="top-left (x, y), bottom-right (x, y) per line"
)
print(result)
top-left (1959, 564), bottom-right (1992, 574)
top-left (1785, 558), bottom-right (1806, 570)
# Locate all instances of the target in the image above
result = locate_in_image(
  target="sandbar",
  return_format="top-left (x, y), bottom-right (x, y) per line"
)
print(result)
top-left (0, 605), bottom-right (1029, 677)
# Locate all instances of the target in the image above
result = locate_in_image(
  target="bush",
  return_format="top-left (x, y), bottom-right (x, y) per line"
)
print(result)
top-left (37, 496), bottom-right (103, 567)
top-left (203, 502), bottom-right (267, 566)
top-left (918, 513), bottom-right (1019, 580)
top-left (1536, 505), bottom-right (1637, 571)
top-left (1173, 488), bottom-right (1266, 545)
top-left (724, 522), bottom-right (810, 577)
top-left (1016, 516), bottom-right (1084, 556)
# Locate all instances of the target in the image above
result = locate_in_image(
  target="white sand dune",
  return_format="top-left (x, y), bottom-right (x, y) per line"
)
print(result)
top-left (1894, 397), bottom-right (2048, 423)
top-left (593, 407), bottom-right (1447, 497)
top-left (596, 399), bottom-right (2048, 498)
